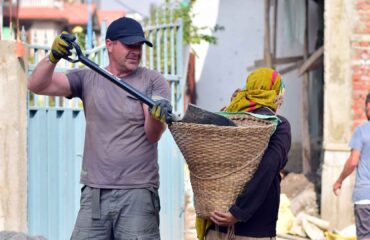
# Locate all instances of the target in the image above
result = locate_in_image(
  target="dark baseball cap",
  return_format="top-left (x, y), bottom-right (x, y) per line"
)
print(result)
top-left (106, 17), bottom-right (153, 47)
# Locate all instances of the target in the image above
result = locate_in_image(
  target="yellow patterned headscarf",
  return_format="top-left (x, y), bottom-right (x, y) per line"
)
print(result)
top-left (224, 68), bottom-right (285, 113)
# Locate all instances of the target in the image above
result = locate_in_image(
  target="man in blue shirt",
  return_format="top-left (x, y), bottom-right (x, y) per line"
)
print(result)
top-left (333, 93), bottom-right (370, 240)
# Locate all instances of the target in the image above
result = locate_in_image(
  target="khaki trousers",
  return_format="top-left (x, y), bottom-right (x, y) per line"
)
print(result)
top-left (206, 230), bottom-right (276, 240)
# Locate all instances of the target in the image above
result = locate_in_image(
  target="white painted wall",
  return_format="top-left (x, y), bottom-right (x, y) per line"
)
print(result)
top-left (191, 0), bottom-right (320, 171)
top-left (20, 0), bottom-right (63, 7)
top-left (29, 22), bottom-right (61, 45)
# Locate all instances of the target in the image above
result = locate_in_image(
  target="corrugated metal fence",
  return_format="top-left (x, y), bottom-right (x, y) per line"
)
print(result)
top-left (27, 19), bottom-right (185, 240)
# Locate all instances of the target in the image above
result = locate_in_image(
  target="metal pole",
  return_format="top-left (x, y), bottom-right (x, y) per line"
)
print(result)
top-left (87, 0), bottom-right (92, 49)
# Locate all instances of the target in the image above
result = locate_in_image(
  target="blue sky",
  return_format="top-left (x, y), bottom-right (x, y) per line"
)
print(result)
top-left (100, 0), bottom-right (164, 17)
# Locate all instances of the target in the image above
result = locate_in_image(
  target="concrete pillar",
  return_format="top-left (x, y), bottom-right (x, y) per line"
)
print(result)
top-left (0, 41), bottom-right (28, 232)
top-left (321, 149), bottom-right (355, 229)
top-left (321, 0), bottom-right (355, 229)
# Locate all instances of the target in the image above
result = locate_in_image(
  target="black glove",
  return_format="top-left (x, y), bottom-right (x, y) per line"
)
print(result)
top-left (149, 96), bottom-right (173, 124)
top-left (49, 31), bottom-right (76, 64)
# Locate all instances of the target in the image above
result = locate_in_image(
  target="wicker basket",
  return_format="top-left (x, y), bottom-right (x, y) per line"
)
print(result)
top-left (169, 114), bottom-right (276, 218)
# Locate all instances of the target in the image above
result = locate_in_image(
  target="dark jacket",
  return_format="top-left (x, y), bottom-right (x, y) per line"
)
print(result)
top-left (211, 107), bottom-right (291, 237)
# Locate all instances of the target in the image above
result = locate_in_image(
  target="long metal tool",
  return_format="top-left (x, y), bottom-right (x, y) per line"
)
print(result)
top-left (61, 36), bottom-right (236, 127)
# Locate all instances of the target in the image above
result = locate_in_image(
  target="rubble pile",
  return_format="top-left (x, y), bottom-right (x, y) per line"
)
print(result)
top-left (277, 173), bottom-right (356, 240)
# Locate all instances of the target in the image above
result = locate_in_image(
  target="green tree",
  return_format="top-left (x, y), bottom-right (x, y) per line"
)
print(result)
top-left (145, 0), bottom-right (224, 45)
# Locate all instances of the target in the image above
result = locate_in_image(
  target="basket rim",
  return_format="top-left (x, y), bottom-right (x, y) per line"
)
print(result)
top-left (169, 121), bottom-right (276, 130)
top-left (170, 112), bottom-right (277, 129)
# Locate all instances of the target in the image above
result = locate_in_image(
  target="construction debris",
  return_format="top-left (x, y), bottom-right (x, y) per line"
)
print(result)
top-left (277, 173), bottom-right (356, 240)
top-left (281, 173), bottom-right (319, 216)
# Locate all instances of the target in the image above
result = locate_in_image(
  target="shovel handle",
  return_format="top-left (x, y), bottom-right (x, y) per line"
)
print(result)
top-left (61, 37), bottom-right (156, 108)
top-left (79, 55), bottom-right (156, 108)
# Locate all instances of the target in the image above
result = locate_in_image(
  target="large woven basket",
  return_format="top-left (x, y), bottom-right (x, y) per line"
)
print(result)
top-left (169, 114), bottom-right (276, 218)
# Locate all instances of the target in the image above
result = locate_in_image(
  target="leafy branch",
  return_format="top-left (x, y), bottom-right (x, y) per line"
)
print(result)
top-left (145, 0), bottom-right (224, 45)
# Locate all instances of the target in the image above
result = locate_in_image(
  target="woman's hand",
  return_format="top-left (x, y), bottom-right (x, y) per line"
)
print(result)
top-left (210, 211), bottom-right (238, 226)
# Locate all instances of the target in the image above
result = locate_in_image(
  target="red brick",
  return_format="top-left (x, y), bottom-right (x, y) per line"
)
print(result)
top-left (353, 109), bottom-right (363, 118)
top-left (353, 114), bottom-right (366, 124)
top-left (354, 26), bottom-right (365, 33)
top-left (353, 81), bottom-right (366, 90)
top-left (353, 66), bottom-right (362, 72)
top-left (359, 13), bottom-right (370, 22)
top-left (353, 90), bottom-right (368, 101)
top-left (355, 48), bottom-right (368, 55)
top-left (353, 119), bottom-right (365, 129)
top-left (353, 73), bottom-right (361, 81)
top-left (356, 3), bottom-right (370, 10)
top-left (352, 55), bottom-right (361, 61)
top-left (351, 49), bottom-right (364, 60)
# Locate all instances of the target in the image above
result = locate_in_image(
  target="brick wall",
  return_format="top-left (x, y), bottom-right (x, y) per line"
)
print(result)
top-left (352, 0), bottom-right (370, 129)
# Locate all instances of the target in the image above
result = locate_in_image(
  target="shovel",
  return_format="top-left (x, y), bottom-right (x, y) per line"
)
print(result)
top-left (61, 35), bottom-right (236, 127)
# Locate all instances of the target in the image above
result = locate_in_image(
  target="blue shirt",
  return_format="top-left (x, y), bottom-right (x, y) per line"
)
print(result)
top-left (349, 121), bottom-right (370, 202)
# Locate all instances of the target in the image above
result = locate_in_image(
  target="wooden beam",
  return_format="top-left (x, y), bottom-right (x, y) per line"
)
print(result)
top-left (272, 0), bottom-right (278, 59)
top-left (264, 0), bottom-right (272, 67)
top-left (254, 56), bottom-right (304, 67)
top-left (279, 61), bottom-right (303, 75)
top-left (298, 46), bottom-right (324, 75)
top-left (302, 0), bottom-right (311, 174)
top-left (251, 46), bottom-right (323, 75)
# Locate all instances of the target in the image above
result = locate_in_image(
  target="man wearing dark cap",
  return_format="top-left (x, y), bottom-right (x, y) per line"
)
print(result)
top-left (28, 17), bottom-right (171, 239)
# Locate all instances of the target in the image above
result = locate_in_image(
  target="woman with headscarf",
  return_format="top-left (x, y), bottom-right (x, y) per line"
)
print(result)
top-left (201, 68), bottom-right (292, 240)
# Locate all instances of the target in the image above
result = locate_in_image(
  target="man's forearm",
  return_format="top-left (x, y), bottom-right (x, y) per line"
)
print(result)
top-left (337, 150), bottom-right (360, 183)
top-left (28, 57), bottom-right (56, 93)
top-left (143, 104), bottom-right (166, 143)
top-left (145, 117), bottom-right (166, 143)
top-left (337, 160), bottom-right (356, 183)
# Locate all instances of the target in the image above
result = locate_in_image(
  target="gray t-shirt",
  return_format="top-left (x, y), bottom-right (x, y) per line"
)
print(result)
top-left (349, 121), bottom-right (370, 202)
top-left (66, 67), bottom-right (170, 189)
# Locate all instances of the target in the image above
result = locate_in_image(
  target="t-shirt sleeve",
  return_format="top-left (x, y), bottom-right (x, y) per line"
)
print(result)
top-left (66, 69), bottom-right (84, 99)
top-left (149, 71), bottom-right (171, 100)
top-left (349, 126), bottom-right (363, 151)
